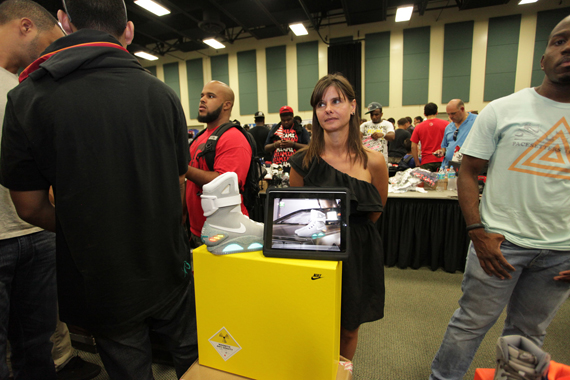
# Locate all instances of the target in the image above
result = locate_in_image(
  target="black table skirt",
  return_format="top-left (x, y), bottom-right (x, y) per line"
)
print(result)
top-left (377, 197), bottom-right (470, 273)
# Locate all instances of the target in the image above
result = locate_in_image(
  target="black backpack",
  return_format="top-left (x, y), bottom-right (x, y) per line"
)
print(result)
top-left (191, 122), bottom-right (266, 218)
top-left (397, 155), bottom-right (414, 171)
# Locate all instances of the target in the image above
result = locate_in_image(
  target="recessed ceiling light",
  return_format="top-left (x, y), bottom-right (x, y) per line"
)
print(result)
top-left (518, 0), bottom-right (538, 4)
top-left (289, 23), bottom-right (308, 36)
top-left (395, 6), bottom-right (414, 22)
top-left (203, 39), bottom-right (226, 49)
top-left (134, 0), bottom-right (170, 16)
top-left (134, 51), bottom-right (159, 61)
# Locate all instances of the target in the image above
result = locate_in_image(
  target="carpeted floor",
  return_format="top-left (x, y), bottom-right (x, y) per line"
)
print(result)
top-left (75, 266), bottom-right (570, 380)
top-left (353, 266), bottom-right (570, 380)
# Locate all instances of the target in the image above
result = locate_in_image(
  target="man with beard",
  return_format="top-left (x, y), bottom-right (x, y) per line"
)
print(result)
top-left (185, 80), bottom-right (252, 248)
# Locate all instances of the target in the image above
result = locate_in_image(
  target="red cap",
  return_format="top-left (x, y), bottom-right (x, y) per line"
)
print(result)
top-left (279, 105), bottom-right (294, 114)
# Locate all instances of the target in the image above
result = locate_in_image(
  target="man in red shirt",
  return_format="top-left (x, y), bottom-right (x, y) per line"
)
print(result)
top-left (410, 102), bottom-right (448, 172)
top-left (264, 106), bottom-right (310, 169)
top-left (185, 81), bottom-right (251, 248)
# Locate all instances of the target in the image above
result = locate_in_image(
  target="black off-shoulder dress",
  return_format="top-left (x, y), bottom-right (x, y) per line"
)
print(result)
top-left (289, 151), bottom-right (385, 330)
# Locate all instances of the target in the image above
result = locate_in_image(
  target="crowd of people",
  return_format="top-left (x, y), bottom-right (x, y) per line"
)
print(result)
top-left (0, 1), bottom-right (569, 380)
top-left (355, 99), bottom-right (477, 174)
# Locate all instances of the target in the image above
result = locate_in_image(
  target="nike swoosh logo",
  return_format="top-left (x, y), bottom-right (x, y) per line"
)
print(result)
top-left (208, 223), bottom-right (246, 234)
top-left (311, 275), bottom-right (322, 280)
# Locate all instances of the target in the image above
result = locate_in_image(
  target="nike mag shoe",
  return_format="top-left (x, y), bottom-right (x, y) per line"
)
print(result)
top-left (295, 209), bottom-right (326, 238)
top-left (494, 335), bottom-right (550, 380)
top-left (200, 172), bottom-right (264, 255)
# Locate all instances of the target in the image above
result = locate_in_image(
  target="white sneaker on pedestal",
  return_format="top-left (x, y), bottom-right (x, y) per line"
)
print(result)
top-left (200, 172), bottom-right (264, 255)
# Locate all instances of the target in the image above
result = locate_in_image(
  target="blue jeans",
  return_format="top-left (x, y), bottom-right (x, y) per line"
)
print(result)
top-left (93, 282), bottom-right (198, 380)
top-left (430, 240), bottom-right (570, 380)
top-left (0, 231), bottom-right (57, 380)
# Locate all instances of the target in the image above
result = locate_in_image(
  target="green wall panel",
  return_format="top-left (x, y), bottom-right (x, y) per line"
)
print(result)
top-left (365, 31), bottom-right (390, 107)
top-left (443, 50), bottom-right (472, 78)
top-left (403, 27), bottom-right (430, 106)
top-left (163, 62), bottom-right (180, 99)
top-left (211, 54), bottom-right (229, 85)
top-left (237, 50), bottom-right (258, 116)
top-left (186, 58), bottom-right (203, 120)
top-left (442, 76), bottom-right (470, 102)
top-left (146, 66), bottom-right (157, 77)
top-left (403, 53), bottom-right (429, 80)
top-left (296, 41), bottom-right (319, 112)
top-left (266, 45), bottom-right (287, 113)
top-left (403, 79), bottom-right (429, 106)
top-left (484, 15), bottom-right (521, 101)
top-left (531, 7), bottom-right (570, 87)
top-left (442, 21), bottom-right (473, 103)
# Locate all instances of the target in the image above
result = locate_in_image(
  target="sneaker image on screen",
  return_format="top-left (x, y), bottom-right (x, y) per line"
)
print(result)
top-left (295, 209), bottom-right (326, 238)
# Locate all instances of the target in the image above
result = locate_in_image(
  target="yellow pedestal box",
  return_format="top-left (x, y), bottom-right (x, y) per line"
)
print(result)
top-left (193, 245), bottom-right (342, 380)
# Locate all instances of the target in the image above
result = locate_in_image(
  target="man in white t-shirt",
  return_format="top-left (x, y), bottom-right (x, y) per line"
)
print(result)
top-left (430, 15), bottom-right (570, 380)
top-left (359, 102), bottom-right (395, 164)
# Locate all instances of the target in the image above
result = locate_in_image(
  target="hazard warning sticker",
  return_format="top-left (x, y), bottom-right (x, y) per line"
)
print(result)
top-left (209, 327), bottom-right (242, 361)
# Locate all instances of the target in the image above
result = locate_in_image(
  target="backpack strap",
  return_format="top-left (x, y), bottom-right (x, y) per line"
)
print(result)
top-left (189, 127), bottom-right (207, 152)
top-left (196, 122), bottom-right (239, 171)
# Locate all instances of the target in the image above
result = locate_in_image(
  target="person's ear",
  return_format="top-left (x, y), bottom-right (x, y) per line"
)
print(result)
top-left (223, 100), bottom-right (232, 111)
top-left (540, 55), bottom-right (545, 70)
top-left (123, 21), bottom-right (134, 46)
top-left (351, 99), bottom-right (356, 114)
top-left (57, 10), bottom-right (73, 35)
top-left (19, 17), bottom-right (34, 36)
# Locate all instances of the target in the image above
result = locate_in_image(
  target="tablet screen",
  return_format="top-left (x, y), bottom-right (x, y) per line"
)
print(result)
top-left (263, 187), bottom-right (350, 261)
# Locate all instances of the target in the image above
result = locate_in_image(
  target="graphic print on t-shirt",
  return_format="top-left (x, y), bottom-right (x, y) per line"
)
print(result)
top-left (273, 126), bottom-right (299, 165)
top-left (509, 117), bottom-right (570, 180)
top-left (191, 142), bottom-right (207, 168)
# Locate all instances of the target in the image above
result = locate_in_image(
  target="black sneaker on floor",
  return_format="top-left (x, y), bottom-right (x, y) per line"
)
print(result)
top-left (57, 356), bottom-right (101, 380)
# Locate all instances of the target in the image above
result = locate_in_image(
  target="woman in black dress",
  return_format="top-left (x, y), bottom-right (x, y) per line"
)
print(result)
top-left (288, 73), bottom-right (388, 360)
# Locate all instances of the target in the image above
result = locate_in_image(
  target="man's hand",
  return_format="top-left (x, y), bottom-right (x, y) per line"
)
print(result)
top-left (554, 270), bottom-right (570, 282)
top-left (469, 229), bottom-right (514, 279)
top-left (433, 149), bottom-right (444, 158)
top-left (281, 140), bottom-right (295, 149)
top-left (371, 132), bottom-right (384, 140)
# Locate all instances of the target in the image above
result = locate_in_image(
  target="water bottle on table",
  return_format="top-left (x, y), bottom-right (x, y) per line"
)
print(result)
top-left (447, 166), bottom-right (457, 191)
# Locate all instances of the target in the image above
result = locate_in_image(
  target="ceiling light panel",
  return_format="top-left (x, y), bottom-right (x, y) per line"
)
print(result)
top-left (203, 39), bottom-right (226, 49)
top-left (289, 23), bottom-right (308, 36)
top-left (134, 51), bottom-right (159, 61)
top-left (395, 6), bottom-right (414, 22)
top-left (134, 0), bottom-right (170, 16)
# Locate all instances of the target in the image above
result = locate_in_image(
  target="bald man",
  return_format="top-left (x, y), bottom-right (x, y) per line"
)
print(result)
top-left (185, 80), bottom-right (252, 248)
top-left (434, 99), bottom-right (477, 168)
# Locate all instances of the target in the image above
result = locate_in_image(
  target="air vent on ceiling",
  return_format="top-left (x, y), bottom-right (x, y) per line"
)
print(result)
top-left (199, 9), bottom-right (225, 34)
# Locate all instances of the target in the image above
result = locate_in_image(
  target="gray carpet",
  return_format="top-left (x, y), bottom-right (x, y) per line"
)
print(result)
top-left (353, 266), bottom-right (570, 380)
top-left (76, 266), bottom-right (570, 380)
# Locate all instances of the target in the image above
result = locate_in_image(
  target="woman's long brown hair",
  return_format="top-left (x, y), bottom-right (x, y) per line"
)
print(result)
top-left (302, 73), bottom-right (368, 169)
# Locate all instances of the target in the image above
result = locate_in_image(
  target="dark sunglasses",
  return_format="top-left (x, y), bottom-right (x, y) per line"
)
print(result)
top-left (453, 128), bottom-right (459, 141)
